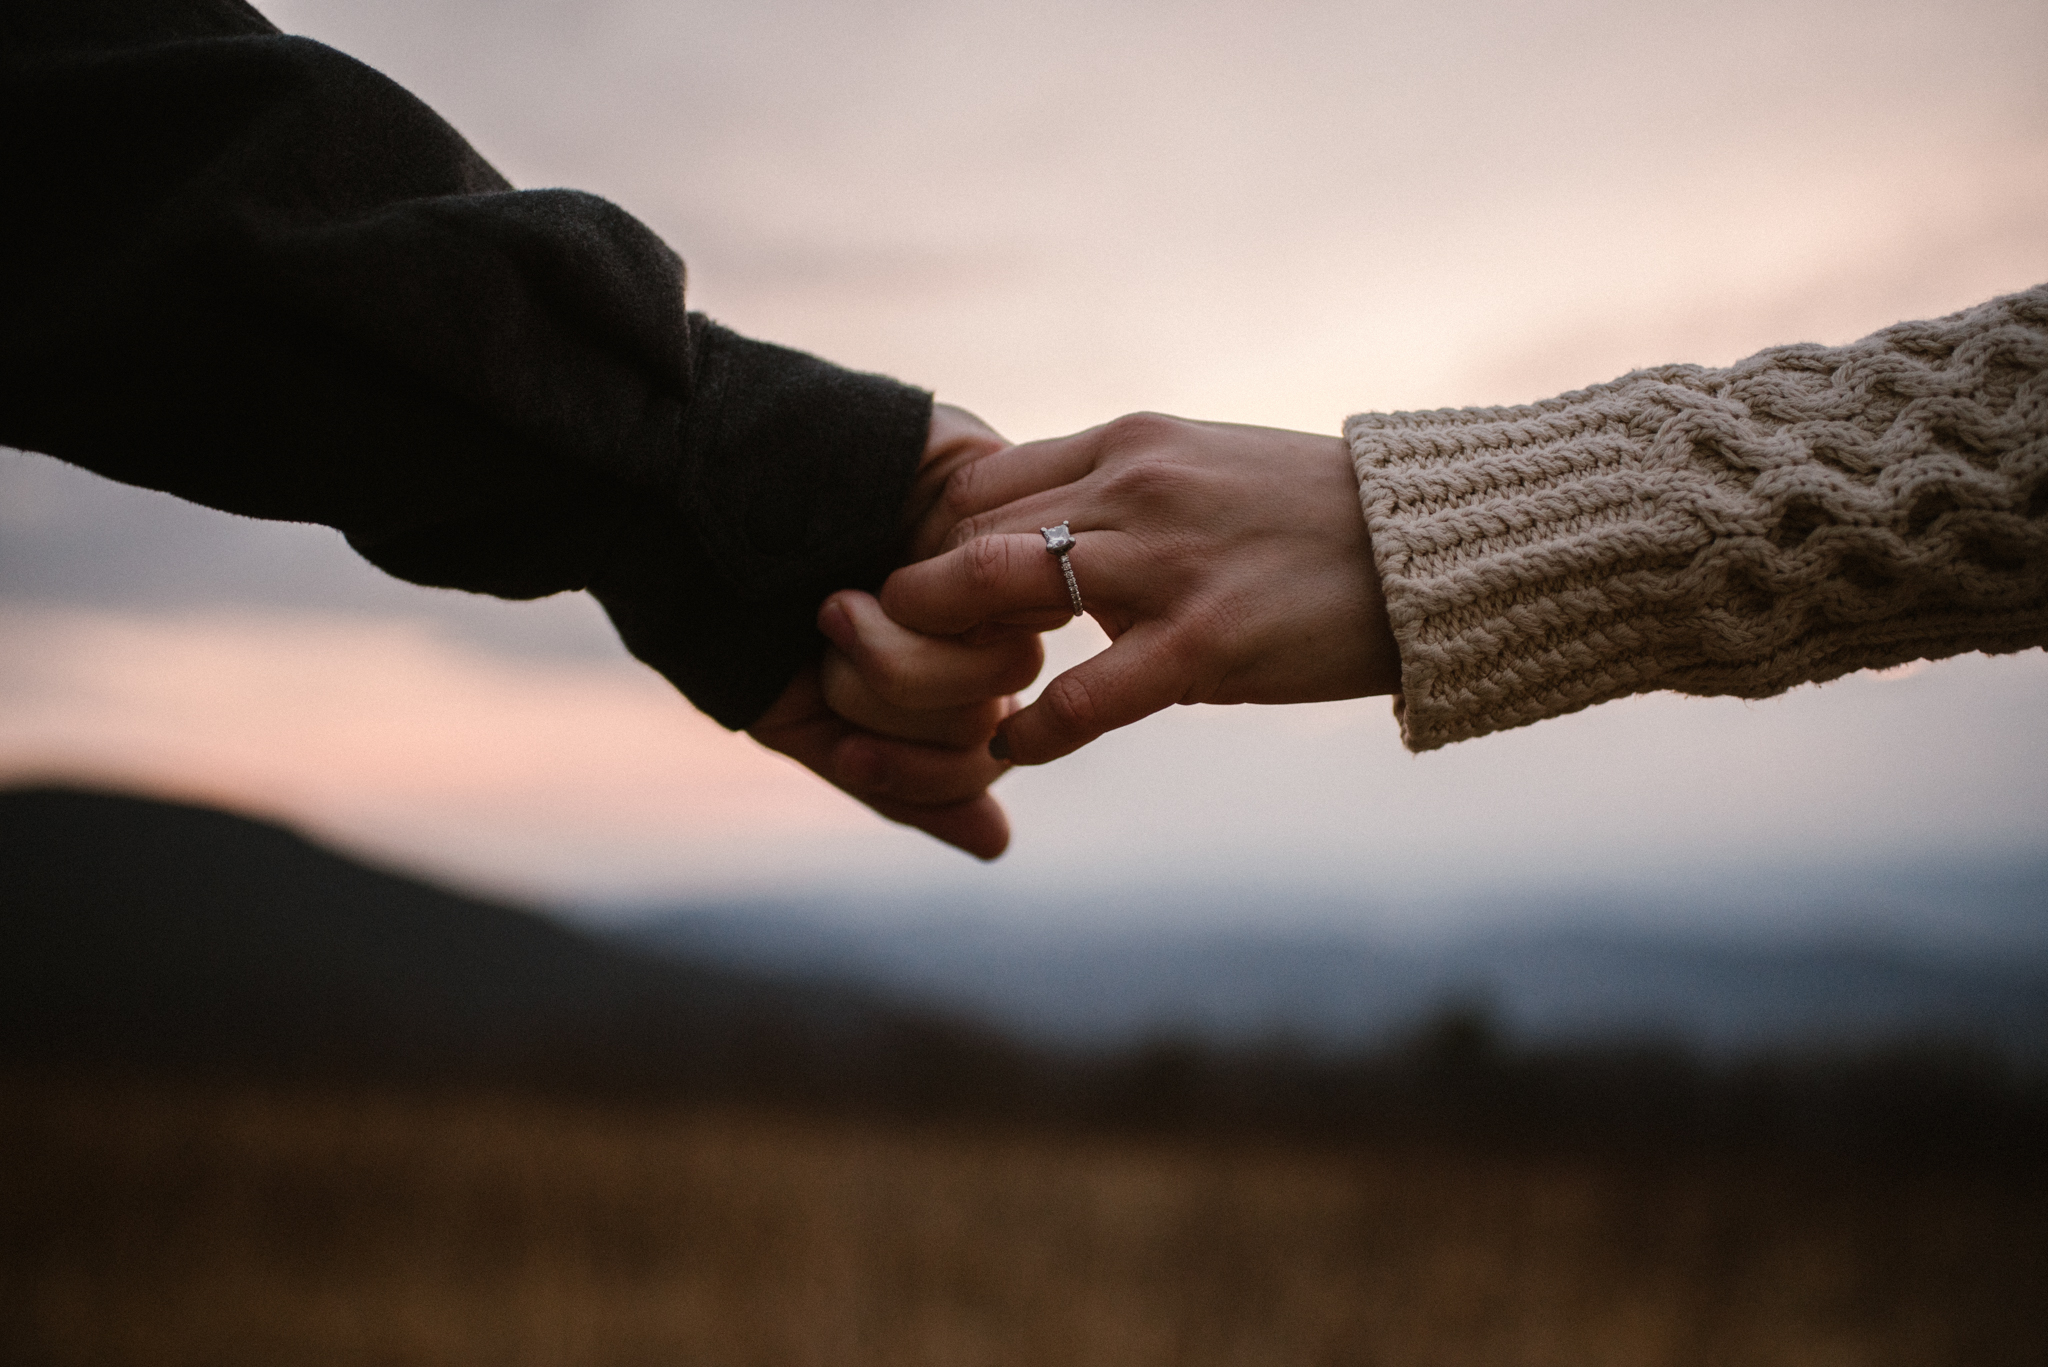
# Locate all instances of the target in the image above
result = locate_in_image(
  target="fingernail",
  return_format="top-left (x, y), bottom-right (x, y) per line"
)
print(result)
top-left (817, 597), bottom-right (855, 650)
top-left (988, 730), bottom-right (1011, 761)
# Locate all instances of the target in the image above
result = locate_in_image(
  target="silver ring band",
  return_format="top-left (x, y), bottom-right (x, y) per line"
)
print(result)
top-left (1041, 522), bottom-right (1084, 618)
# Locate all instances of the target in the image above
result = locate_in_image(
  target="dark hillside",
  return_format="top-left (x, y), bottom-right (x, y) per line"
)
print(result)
top-left (0, 785), bottom-right (1011, 1098)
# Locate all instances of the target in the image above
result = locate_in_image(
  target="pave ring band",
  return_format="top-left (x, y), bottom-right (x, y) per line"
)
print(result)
top-left (1041, 522), bottom-right (1084, 618)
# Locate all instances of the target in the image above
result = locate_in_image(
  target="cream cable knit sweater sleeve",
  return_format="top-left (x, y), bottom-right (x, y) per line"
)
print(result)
top-left (1345, 284), bottom-right (2048, 753)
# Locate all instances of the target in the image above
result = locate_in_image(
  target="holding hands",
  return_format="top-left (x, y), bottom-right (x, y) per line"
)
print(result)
top-left (763, 410), bottom-right (1404, 860)
top-left (749, 286), bottom-right (2048, 859)
top-left (746, 404), bottom-right (1037, 861)
top-left (891, 414), bottom-right (1401, 765)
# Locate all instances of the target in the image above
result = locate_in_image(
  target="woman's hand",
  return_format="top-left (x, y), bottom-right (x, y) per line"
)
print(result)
top-left (883, 413), bottom-right (1402, 765)
top-left (747, 402), bottom-right (1038, 859)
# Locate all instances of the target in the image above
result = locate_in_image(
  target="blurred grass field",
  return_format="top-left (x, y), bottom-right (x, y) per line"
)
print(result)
top-left (4, 1071), bottom-right (2042, 1367)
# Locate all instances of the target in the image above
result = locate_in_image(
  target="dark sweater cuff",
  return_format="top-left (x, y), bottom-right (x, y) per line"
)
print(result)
top-left (591, 318), bottom-right (933, 730)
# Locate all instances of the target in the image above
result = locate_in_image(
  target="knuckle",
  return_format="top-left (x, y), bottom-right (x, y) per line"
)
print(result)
top-left (938, 460), bottom-right (987, 524)
top-left (1102, 453), bottom-right (1189, 507)
top-left (818, 650), bottom-right (863, 711)
top-left (960, 535), bottom-right (1013, 596)
top-left (866, 651), bottom-right (919, 708)
top-left (1038, 672), bottom-right (1099, 739)
top-left (943, 511), bottom-right (993, 554)
top-left (1101, 411), bottom-right (1182, 452)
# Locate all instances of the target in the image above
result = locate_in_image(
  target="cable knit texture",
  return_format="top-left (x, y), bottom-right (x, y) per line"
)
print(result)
top-left (1346, 285), bottom-right (2048, 752)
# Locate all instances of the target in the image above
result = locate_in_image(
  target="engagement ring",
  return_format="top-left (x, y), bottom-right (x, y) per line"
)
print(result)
top-left (1041, 523), bottom-right (1084, 618)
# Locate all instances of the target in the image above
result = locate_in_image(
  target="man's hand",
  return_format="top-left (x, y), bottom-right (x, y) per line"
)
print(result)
top-left (747, 403), bottom-right (1038, 859)
top-left (882, 414), bottom-right (1402, 765)
top-left (746, 646), bottom-right (1021, 860)
top-left (907, 402), bottom-right (1011, 540)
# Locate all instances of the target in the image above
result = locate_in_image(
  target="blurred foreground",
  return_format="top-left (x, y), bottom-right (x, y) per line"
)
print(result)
top-left (3, 785), bottom-right (2045, 1364)
top-left (6, 1071), bottom-right (2044, 1367)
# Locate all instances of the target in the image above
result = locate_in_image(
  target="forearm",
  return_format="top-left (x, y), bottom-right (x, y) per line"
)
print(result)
top-left (1348, 284), bottom-right (2048, 751)
top-left (0, 1), bottom-right (930, 729)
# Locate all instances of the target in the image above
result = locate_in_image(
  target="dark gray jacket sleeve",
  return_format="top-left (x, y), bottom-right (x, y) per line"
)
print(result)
top-left (0, 0), bottom-right (933, 728)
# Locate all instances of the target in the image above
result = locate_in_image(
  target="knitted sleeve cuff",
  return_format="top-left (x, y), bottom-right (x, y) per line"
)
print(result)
top-left (1346, 285), bottom-right (2048, 753)
top-left (591, 318), bottom-right (932, 731)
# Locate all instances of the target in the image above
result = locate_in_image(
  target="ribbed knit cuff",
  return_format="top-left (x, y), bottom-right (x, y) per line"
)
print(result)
top-left (593, 318), bottom-right (932, 731)
top-left (1347, 286), bottom-right (2048, 753)
top-left (1346, 381), bottom-right (1710, 751)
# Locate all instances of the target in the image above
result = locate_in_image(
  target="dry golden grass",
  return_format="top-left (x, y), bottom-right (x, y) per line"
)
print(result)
top-left (2, 1071), bottom-right (2042, 1367)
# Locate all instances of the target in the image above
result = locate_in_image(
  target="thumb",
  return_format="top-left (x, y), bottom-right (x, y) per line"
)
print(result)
top-left (991, 625), bottom-right (1192, 765)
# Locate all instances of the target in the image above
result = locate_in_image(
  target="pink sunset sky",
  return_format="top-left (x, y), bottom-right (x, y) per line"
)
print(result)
top-left (4, 0), bottom-right (2045, 929)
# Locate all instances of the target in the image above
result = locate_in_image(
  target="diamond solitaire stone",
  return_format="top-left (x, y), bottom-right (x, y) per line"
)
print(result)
top-left (1041, 523), bottom-right (1075, 553)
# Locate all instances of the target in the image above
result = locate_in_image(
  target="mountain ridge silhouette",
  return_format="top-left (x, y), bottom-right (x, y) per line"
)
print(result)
top-left (0, 784), bottom-right (1003, 1097)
